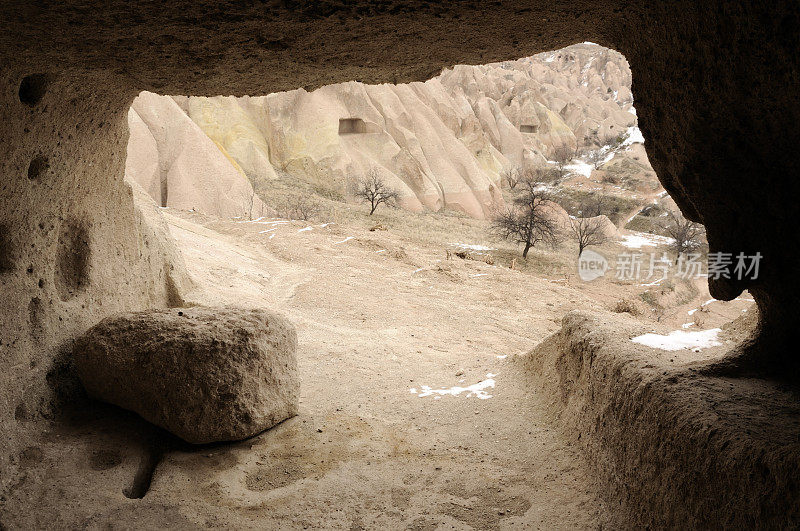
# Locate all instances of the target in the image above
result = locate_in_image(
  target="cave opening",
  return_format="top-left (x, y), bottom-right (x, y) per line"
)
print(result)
top-left (2, 12), bottom-right (793, 523)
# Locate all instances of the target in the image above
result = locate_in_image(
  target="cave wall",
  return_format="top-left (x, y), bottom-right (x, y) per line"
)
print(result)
top-left (1, 0), bottom-right (799, 494)
top-left (0, 69), bottom-right (190, 489)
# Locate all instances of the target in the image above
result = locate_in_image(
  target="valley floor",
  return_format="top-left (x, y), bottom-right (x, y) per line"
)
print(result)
top-left (3, 203), bottom-right (754, 529)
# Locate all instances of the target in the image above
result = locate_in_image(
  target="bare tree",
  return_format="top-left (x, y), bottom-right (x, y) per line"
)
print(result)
top-left (355, 167), bottom-right (400, 215)
top-left (501, 166), bottom-right (522, 190)
top-left (586, 149), bottom-right (606, 170)
top-left (521, 165), bottom-right (559, 186)
top-left (551, 145), bottom-right (576, 180)
top-left (280, 195), bottom-right (320, 221)
top-left (579, 194), bottom-right (605, 217)
top-left (490, 176), bottom-right (562, 258)
top-left (661, 211), bottom-right (706, 255)
top-left (571, 217), bottom-right (608, 257)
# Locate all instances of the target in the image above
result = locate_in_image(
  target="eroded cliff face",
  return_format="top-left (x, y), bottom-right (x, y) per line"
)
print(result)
top-left (127, 44), bottom-right (637, 219)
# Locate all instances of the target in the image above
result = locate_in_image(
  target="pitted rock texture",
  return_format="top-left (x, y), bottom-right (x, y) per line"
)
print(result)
top-left (73, 307), bottom-right (298, 444)
top-left (517, 310), bottom-right (800, 528)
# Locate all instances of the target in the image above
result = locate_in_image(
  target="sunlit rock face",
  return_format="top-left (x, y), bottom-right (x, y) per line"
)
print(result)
top-left (126, 92), bottom-right (268, 219)
top-left (126, 44), bottom-right (636, 219)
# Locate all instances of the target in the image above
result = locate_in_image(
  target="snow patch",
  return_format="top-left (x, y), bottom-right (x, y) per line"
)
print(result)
top-left (334, 237), bottom-right (353, 244)
top-left (621, 126), bottom-right (645, 146)
top-left (631, 328), bottom-right (722, 351)
top-left (450, 243), bottom-right (496, 252)
top-left (565, 160), bottom-right (594, 178)
top-left (411, 374), bottom-right (497, 400)
top-left (619, 232), bottom-right (675, 249)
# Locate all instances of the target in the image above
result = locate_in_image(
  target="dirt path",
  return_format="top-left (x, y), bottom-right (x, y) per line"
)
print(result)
top-left (125, 213), bottom-right (612, 529)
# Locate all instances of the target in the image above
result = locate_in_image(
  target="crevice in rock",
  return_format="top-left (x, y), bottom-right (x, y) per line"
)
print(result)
top-left (18, 73), bottom-right (50, 107)
top-left (27, 156), bottom-right (49, 181)
top-left (55, 220), bottom-right (91, 300)
top-left (123, 440), bottom-right (164, 499)
top-left (0, 224), bottom-right (14, 273)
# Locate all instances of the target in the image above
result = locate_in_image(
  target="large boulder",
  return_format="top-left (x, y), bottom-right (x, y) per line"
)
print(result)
top-left (73, 307), bottom-right (298, 444)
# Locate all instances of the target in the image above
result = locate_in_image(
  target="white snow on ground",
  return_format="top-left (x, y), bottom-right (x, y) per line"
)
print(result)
top-left (621, 126), bottom-right (645, 146)
top-left (619, 232), bottom-right (675, 249)
top-left (565, 160), bottom-right (594, 178)
top-left (688, 308), bottom-right (698, 316)
top-left (496, 355), bottom-right (508, 359)
top-left (375, 249), bottom-right (386, 254)
top-left (245, 220), bottom-right (291, 226)
top-left (450, 243), bottom-right (496, 252)
top-left (258, 228), bottom-right (277, 234)
top-left (631, 328), bottom-right (722, 351)
top-left (470, 273), bottom-right (488, 278)
top-left (319, 222), bottom-right (335, 227)
top-left (562, 125), bottom-right (644, 178)
top-left (334, 236), bottom-right (353, 244)
top-left (298, 226), bottom-right (313, 232)
top-left (411, 374), bottom-right (497, 400)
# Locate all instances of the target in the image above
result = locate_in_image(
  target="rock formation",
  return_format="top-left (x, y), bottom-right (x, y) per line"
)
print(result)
top-left (127, 92), bottom-right (268, 219)
top-left (126, 44), bottom-right (639, 219)
top-left (73, 307), bottom-right (299, 444)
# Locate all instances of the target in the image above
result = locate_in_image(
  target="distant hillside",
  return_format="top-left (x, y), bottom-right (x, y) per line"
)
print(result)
top-left (126, 43), bottom-right (648, 219)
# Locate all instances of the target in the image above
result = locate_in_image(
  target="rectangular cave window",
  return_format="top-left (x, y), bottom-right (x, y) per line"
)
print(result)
top-left (338, 118), bottom-right (368, 134)
top-left (520, 124), bottom-right (538, 134)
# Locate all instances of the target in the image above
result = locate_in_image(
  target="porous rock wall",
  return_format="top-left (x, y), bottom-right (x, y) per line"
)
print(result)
top-left (517, 311), bottom-right (800, 528)
top-left (0, 71), bottom-right (191, 489)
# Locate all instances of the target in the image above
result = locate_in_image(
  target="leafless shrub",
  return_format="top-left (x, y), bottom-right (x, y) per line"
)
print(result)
top-left (551, 145), bottom-right (576, 180)
top-left (612, 299), bottom-right (642, 316)
top-left (490, 176), bottom-right (562, 258)
top-left (586, 149), bottom-right (606, 170)
top-left (501, 166), bottom-right (522, 190)
top-left (521, 165), bottom-right (559, 185)
top-left (355, 167), bottom-right (400, 215)
top-left (660, 211), bottom-right (706, 255)
top-left (279, 195), bottom-right (321, 221)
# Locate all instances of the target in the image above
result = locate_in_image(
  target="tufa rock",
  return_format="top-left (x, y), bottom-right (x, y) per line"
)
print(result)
top-left (73, 307), bottom-right (298, 444)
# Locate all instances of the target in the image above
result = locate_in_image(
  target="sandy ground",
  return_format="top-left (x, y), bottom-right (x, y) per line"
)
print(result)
top-left (2, 205), bottom-right (754, 529)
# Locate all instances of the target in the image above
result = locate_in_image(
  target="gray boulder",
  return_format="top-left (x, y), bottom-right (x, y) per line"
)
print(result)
top-left (73, 307), bottom-right (298, 444)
